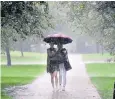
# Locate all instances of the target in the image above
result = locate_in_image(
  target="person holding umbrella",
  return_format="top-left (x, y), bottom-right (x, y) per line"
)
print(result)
top-left (47, 42), bottom-right (59, 91)
top-left (44, 33), bottom-right (72, 91)
top-left (57, 42), bottom-right (72, 91)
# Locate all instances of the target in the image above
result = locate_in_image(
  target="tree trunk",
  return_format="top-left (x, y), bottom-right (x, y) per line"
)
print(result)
top-left (101, 45), bottom-right (104, 55)
top-left (5, 46), bottom-right (11, 66)
top-left (114, 55), bottom-right (115, 62)
top-left (20, 39), bottom-right (24, 57)
top-left (20, 46), bottom-right (24, 57)
top-left (96, 42), bottom-right (99, 53)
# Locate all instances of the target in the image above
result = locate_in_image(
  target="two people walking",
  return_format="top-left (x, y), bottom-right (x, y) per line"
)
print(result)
top-left (47, 42), bottom-right (72, 91)
top-left (44, 33), bottom-right (72, 91)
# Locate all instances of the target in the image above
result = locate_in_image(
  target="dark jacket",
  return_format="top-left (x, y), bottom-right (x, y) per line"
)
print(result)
top-left (47, 48), bottom-right (72, 72)
top-left (58, 48), bottom-right (72, 71)
top-left (47, 48), bottom-right (58, 73)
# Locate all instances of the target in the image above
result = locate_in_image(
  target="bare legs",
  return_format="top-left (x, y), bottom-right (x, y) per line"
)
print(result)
top-left (50, 63), bottom-right (67, 91)
top-left (50, 71), bottom-right (58, 90)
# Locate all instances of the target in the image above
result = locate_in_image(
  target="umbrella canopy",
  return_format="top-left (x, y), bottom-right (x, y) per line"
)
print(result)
top-left (43, 33), bottom-right (72, 44)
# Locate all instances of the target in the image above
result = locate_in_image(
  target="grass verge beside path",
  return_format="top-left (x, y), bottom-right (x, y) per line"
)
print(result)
top-left (1, 51), bottom-right (47, 63)
top-left (82, 53), bottom-right (112, 61)
top-left (86, 63), bottom-right (115, 99)
top-left (1, 65), bottom-right (46, 99)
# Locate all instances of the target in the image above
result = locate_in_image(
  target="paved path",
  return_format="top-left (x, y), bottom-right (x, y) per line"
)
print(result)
top-left (5, 54), bottom-right (101, 99)
top-left (2, 61), bottom-right (115, 65)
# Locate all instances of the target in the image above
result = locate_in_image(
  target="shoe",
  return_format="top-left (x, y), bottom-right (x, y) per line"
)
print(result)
top-left (62, 87), bottom-right (65, 91)
top-left (59, 85), bottom-right (62, 91)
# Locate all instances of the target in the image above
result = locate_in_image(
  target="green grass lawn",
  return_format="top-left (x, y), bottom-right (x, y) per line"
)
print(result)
top-left (86, 63), bottom-right (115, 99)
top-left (82, 53), bottom-right (112, 61)
top-left (1, 51), bottom-right (47, 63)
top-left (1, 65), bottom-right (46, 99)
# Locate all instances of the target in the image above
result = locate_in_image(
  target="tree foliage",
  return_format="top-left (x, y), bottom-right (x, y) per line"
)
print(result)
top-left (1, 1), bottom-right (54, 65)
top-left (1, 1), bottom-right (53, 39)
top-left (58, 1), bottom-right (115, 55)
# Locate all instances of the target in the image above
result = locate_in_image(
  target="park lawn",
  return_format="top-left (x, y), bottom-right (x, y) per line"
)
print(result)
top-left (1, 92), bottom-right (11, 99)
top-left (86, 63), bottom-right (115, 99)
top-left (82, 53), bottom-right (112, 61)
top-left (1, 65), bottom-right (46, 99)
top-left (1, 51), bottom-right (47, 63)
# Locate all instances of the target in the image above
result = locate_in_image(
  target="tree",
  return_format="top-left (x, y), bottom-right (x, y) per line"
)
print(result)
top-left (52, 1), bottom-right (115, 57)
top-left (96, 1), bottom-right (115, 56)
top-left (59, 1), bottom-right (115, 55)
top-left (1, 1), bottom-right (54, 66)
